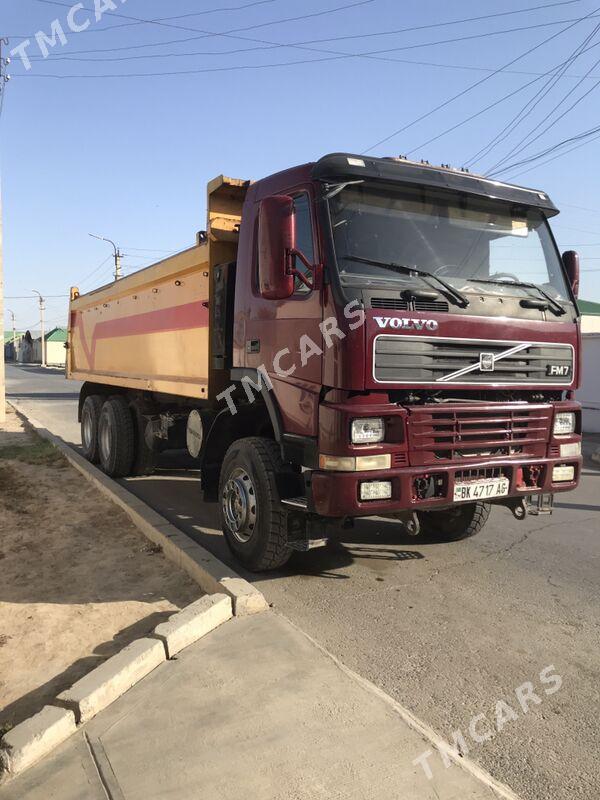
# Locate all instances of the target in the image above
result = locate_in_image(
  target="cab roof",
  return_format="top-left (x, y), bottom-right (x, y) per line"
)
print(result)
top-left (310, 152), bottom-right (559, 216)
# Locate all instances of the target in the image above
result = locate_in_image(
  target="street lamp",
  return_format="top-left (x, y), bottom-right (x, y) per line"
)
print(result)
top-left (32, 290), bottom-right (46, 368)
top-left (6, 308), bottom-right (16, 356)
top-left (89, 233), bottom-right (122, 281)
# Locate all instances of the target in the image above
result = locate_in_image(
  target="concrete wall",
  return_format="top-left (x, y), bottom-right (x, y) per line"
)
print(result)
top-left (578, 334), bottom-right (600, 433)
top-left (32, 340), bottom-right (66, 367)
top-left (581, 315), bottom-right (600, 334)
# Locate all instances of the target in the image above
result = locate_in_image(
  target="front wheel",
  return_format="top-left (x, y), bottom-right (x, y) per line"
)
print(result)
top-left (219, 437), bottom-right (292, 572)
top-left (418, 502), bottom-right (491, 542)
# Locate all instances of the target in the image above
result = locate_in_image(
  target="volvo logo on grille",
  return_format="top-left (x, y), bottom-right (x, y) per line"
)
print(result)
top-left (479, 353), bottom-right (495, 372)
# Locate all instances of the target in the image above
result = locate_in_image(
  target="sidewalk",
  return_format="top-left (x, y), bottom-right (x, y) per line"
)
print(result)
top-left (0, 611), bottom-right (508, 800)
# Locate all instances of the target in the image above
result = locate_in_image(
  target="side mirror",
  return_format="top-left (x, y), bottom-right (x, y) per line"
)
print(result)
top-left (258, 195), bottom-right (296, 300)
top-left (562, 250), bottom-right (580, 298)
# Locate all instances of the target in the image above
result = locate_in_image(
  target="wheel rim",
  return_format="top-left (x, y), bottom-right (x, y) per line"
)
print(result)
top-left (82, 411), bottom-right (93, 450)
top-left (222, 467), bottom-right (257, 544)
top-left (99, 418), bottom-right (112, 464)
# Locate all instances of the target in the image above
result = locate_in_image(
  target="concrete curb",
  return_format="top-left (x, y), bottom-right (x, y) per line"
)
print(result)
top-left (154, 593), bottom-right (232, 658)
top-left (0, 594), bottom-right (236, 781)
top-left (6, 402), bottom-right (268, 617)
top-left (0, 707), bottom-right (77, 777)
top-left (56, 638), bottom-right (166, 724)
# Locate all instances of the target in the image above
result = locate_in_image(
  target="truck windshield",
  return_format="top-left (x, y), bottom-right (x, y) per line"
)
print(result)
top-left (328, 182), bottom-right (570, 300)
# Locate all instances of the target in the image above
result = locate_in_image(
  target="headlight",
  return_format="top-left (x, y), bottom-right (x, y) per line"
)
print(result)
top-left (553, 412), bottom-right (575, 436)
top-left (351, 417), bottom-right (384, 444)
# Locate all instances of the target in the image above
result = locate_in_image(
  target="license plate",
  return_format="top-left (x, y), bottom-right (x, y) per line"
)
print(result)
top-left (453, 477), bottom-right (509, 502)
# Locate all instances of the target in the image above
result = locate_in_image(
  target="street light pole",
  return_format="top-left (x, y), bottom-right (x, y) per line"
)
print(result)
top-left (89, 233), bottom-right (122, 281)
top-left (0, 37), bottom-right (11, 424)
top-left (0, 166), bottom-right (4, 423)
top-left (32, 290), bottom-right (46, 367)
top-left (7, 307), bottom-right (15, 354)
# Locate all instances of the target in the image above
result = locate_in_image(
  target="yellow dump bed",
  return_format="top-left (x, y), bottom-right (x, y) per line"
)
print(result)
top-left (67, 175), bottom-right (249, 401)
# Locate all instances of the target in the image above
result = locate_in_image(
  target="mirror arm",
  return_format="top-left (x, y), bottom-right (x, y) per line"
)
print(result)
top-left (286, 248), bottom-right (318, 290)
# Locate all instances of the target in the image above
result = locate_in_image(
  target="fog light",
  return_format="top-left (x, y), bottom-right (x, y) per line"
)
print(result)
top-left (560, 442), bottom-right (581, 457)
top-left (553, 412), bottom-right (575, 435)
top-left (351, 418), bottom-right (384, 444)
top-left (318, 454), bottom-right (391, 472)
top-left (360, 480), bottom-right (392, 501)
top-left (552, 464), bottom-right (575, 482)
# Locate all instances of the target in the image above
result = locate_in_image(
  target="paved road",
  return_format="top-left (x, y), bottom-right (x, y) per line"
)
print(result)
top-left (6, 363), bottom-right (600, 800)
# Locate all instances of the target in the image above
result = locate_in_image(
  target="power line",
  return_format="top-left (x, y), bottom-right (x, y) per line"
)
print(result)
top-left (16, 17), bottom-right (600, 80)
top-left (30, 0), bottom-right (376, 56)
top-left (488, 121), bottom-right (600, 176)
top-left (77, 254), bottom-right (111, 286)
top-left (499, 126), bottom-right (600, 180)
top-left (492, 69), bottom-right (600, 173)
top-left (466, 19), bottom-right (600, 168)
top-left (484, 31), bottom-right (600, 172)
top-left (8, 0), bottom-right (285, 38)
top-left (22, 0), bottom-right (582, 46)
top-left (25, 1), bottom-right (584, 62)
top-left (402, 31), bottom-right (600, 159)
top-left (361, 8), bottom-right (599, 155)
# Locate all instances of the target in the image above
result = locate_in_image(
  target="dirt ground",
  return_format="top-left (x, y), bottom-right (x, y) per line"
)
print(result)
top-left (0, 406), bottom-right (201, 732)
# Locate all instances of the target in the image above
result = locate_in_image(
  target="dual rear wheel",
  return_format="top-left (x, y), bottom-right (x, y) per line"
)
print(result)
top-left (81, 394), bottom-right (156, 478)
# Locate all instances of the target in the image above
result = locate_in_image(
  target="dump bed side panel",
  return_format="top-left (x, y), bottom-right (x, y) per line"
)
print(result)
top-left (68, 244), bottom-right (210, 400)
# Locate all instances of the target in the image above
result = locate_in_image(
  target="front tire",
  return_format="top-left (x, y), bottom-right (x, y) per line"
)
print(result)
top-left (419, 502), bottom-right (491, 542)
top-left (219, 437), bottom-right (292, 572)
top-left (80, 395), bottom-right (103, 463)
top-left (98, 396), bottom-right (135, 478)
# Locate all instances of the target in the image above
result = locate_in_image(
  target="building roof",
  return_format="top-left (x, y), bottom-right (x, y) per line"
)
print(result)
top-left (45, 327), bottom-right (68, 342)
top-left (579, 299), bottom-right (600, 316)
top-left (4, 331), bottom-right (25, 340)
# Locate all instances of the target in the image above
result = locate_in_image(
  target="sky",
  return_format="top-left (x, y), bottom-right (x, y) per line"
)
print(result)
top-left (2, 0), bottom-right (600, 334)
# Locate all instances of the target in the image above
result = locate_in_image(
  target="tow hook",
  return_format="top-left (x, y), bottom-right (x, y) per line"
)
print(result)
top-left (390, 511), bottom-right (421, 536)
top-left (506, 498), bottom-right (528, 521)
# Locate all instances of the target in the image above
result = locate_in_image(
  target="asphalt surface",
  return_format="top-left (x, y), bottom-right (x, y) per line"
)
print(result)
top-left (5, 363), bottom-right (600, 800)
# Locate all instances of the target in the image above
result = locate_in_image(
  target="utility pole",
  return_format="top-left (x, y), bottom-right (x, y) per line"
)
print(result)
top-left (0, 37), bottom-right (9, 424)
top-left (32, 290), bottom-right (46, 367)
top-left (7, 308), bottom-right (15, 357)
top-left (89, 233), bottom-right (122, 281)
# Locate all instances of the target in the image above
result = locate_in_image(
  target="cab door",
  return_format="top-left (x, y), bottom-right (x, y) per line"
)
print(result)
top-left (244, 189), bottom-right (324, 436)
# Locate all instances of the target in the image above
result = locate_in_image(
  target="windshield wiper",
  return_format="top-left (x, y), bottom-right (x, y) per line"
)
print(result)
top-left (469, 278), bottom-right (566, 316)
top-left (341, 255), bottom-right (469, 308)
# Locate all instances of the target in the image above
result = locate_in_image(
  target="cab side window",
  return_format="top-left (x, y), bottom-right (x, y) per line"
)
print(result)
top-left (293, 194), bottom-right (315, 295)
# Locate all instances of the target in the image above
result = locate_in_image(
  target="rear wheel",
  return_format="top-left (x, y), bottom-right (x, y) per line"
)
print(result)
top-left (80, 395), bottom-right (103, 463)
top-left (98, 396), bottom-right (135, 478)
top-left (219, 437), bottom-right (292, 572)
top-left (418, 502), bottom-right (491, 542)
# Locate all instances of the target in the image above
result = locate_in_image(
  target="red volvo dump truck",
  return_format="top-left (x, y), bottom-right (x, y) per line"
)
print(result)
top-left (68, 154), bottom-right (582, 571)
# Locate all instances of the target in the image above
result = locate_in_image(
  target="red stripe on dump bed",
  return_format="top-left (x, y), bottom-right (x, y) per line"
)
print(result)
top-left (74, 300), bottom-right (209, 369)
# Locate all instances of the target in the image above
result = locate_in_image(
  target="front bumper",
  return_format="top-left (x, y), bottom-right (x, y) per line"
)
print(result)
top-left (310, 454), bottom-right (582, 518)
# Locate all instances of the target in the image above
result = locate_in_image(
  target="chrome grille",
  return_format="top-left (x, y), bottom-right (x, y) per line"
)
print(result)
top-left (373, 336), bottom-right (573, 386)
